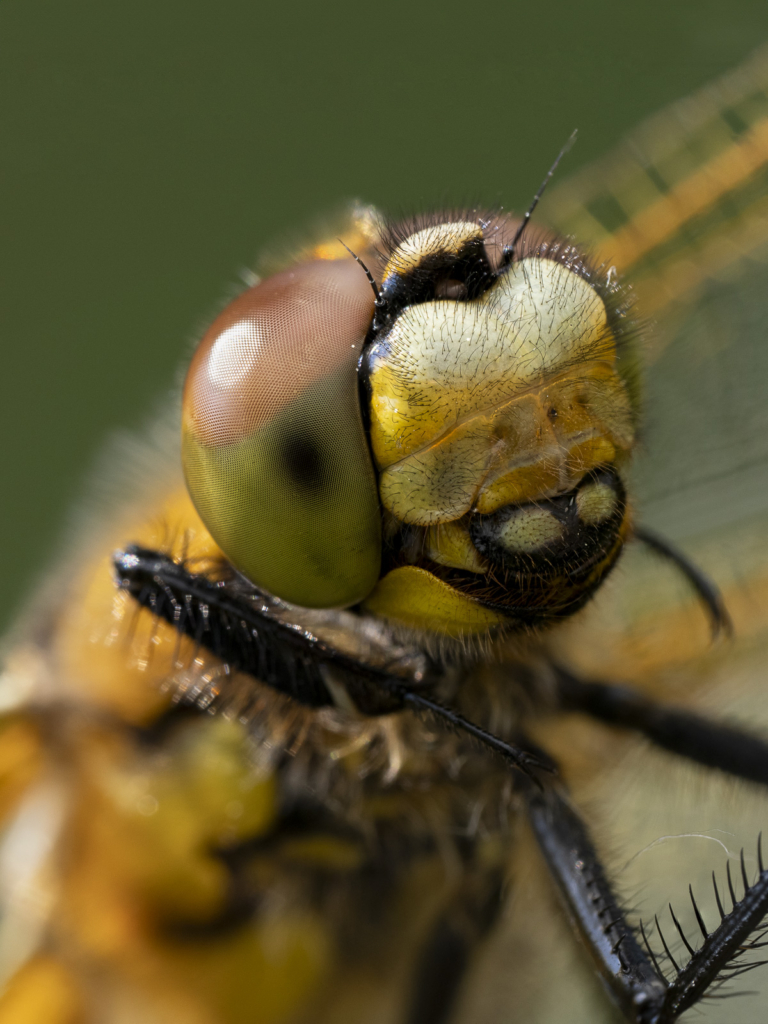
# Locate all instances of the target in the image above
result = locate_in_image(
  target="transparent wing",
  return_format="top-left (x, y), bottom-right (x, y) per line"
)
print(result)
top-left (455, 46), bottom-right (768, 1024)
top-left (536, 43), bottom-right (768, 672)
top-left (541, 41), bottom-right (768, 319)
top-left (542, 42), bottom-right (768, 546)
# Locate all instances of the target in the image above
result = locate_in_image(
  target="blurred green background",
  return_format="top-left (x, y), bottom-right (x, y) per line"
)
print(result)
top-left (2, 0), bottom-right (768, 631)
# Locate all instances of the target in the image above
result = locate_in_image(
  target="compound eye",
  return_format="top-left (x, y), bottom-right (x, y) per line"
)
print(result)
top-left (182, 259), bottom-right (381, 608)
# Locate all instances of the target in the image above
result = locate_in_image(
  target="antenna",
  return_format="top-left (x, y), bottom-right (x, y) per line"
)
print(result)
top-left (338, 238), bottom-right (382, 306)
top-left (502, 129), bottom-right (578, 266)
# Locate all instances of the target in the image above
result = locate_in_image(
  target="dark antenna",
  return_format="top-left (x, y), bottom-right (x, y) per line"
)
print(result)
top-left (338, 238), bottom-right (383, 306)
top-left (502, 129), bottom-right (578, 266)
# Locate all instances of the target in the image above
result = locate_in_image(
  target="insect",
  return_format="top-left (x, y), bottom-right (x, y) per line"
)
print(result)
top-left (1, 45), bottom-right (768, 1024)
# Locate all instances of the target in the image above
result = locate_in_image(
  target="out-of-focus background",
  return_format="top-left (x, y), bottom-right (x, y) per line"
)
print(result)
top-left (2, 0), bottom-right (768, 631)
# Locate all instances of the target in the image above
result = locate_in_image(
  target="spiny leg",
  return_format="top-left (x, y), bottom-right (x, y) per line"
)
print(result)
top-left (644, 838), bottom-right (768, 1021)
top-left (555, 666), bottom-right (768, 787)
top-left (525, 780), bottom-right (666, 1023)
top-left (524, 781), bottom-right (768, 1023)
top-left (114, 545), bottom-right (554, 781)
top-left (541, 532), bottom-right (768, 1014)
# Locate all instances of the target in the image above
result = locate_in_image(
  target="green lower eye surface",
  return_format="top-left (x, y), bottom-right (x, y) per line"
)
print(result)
top-left (184, 370), bottom-right (381, 609)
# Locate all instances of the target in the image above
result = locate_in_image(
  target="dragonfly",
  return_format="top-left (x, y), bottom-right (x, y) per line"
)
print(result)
top-left (0, 42), bottom-right (768, 1024)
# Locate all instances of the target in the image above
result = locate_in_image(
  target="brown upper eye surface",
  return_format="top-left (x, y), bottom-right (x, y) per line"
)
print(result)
top-left (184, 259), bottom-right (375, 447)
top-left (181, 258), bottom-right (382, 609)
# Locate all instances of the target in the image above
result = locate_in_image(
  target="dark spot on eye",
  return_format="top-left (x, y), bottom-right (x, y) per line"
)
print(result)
top-left (547, 407), bottom-right (558, 421)
top-left (281, 432), bottom-right (325, 490)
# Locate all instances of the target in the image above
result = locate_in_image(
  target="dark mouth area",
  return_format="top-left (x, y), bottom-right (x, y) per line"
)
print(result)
top-left (469, 466), bottom-right (626, 575)
top-left (423, 466), bottom-right (630, 625)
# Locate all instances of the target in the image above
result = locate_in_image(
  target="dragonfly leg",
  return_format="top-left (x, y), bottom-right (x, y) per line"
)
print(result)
top-left (524, 780), bottom-right (667, 1023)
top-left (632, 526), bottom-right (732, 640)
top-left (526, 779), bottom-right (768, 1023)
top-left (555, 666), bottom-right (768, 786)
top-left (403, 869), bottom-right (504, 1024)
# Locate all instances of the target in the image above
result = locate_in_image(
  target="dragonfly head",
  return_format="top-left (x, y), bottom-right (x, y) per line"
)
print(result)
top-left (361, 218), bottom-right (639, 635)
top-left (182, 213), bottom-right (640, 638)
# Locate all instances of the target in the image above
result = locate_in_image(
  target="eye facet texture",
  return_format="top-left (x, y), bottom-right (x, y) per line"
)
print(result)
top-left (182, 259), bottom-right (381, 608)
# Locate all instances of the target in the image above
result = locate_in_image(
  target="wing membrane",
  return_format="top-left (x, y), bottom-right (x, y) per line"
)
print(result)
top-left (541, 41), bottom-right (768, 321)
top-left (540, 43), bottom-right (768, 557)
top-left (457, 55), bottom-right (768, 1022)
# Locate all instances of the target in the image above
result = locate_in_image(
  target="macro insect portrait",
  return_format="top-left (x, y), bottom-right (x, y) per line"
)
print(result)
top-left (2, 7), bottom-right (768, 1024)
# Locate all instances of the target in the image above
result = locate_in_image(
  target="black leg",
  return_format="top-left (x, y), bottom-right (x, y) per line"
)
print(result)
top-left (525, 782), bottom-right (666, 1023)
top-left (555, 666), bottom-right (768, 787)
top-left (404, 872), bottom-right (504, 1024)
top-left (525, 781), bottom-right (768, 1023)
top-left (115, 545), bottom-right (555, 780)
top-left (649, 837), bottom-right (768, 1021)
top-left (633, 526), bottom-right (733, 640)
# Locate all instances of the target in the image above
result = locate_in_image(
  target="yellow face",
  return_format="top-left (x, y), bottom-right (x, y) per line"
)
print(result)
top-left (182, 215), bottom-right (640, 637)
top-left (368, 253), bottom-right (633, 522)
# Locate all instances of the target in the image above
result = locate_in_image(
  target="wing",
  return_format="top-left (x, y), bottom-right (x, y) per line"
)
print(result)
top-left (540, 39), bottom-right (768, 679)
top-left (543, 39), bottom-right (768, 545)
top-left (454, 45), bottom-right (768, 1024)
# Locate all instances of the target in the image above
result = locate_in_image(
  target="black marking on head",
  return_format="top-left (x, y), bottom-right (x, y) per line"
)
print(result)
top-left (358, 212), bottom-right (641, 450)
top-left (374, 228), bottom-right (495, 333)
top-left (469, 467), bottom-right (626, 578)
top-left (361, 205), bottom-right (634, 356)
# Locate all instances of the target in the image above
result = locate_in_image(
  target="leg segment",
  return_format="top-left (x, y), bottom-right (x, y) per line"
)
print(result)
top-left (633, 527), bottom-right (732, 639)
top-left (555, 667), bottom-right (768, 786)
top-left (525, 781), bottom-right (768, 1023)
top-left (525, 782), bottom-right (666, 1023)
